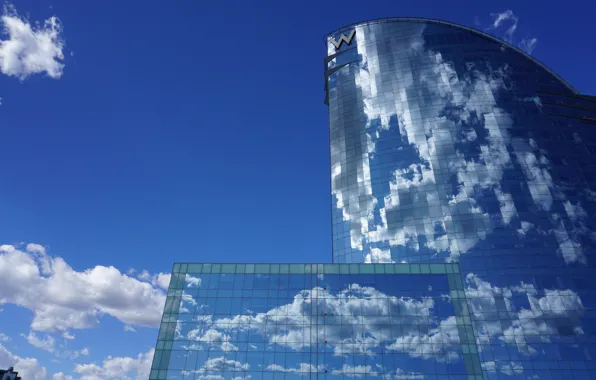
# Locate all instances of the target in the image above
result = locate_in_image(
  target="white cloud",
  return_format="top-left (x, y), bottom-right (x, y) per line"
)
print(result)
top-left (209, 283), bottom-right (436, 355)
top-left (0, 3), bottom-right (65, 79)
top-left (24, 331), bottom-right (55, 352)
top-left (332, 364), bottom-right (377, 377)
top-left (187, 328), bottom-right (238, 352)
top-left (74, 347), bottom-right (154, 380)
top-left (265, 363), bottom-right (322, 373)
top-left (199, 357), bottom-right (250, 372)
top-left (0, 333), bottom-right (10, 342)
top-left (387, 315), bottom-right (461, 362)
top-left (0, 244), bottom-right (167, 335)
top-left (487, 10), bottom-right (518, 42)
top-left (364, 247), bottom-right (393, 263)
top-left (482, 360), bottom-right (524, 375)
top-left (137, 270), bottom-right (171, 290)
top-left (519, 37), bottom-right (537, 54)
top-left (185, 274), bottom-right (201, 287)
top-left (465, 274), bottom-right (584, 356)
top-left (52, 373), bottom-right (74, 380)
top-left (0, 343), bottom-right (47, 380)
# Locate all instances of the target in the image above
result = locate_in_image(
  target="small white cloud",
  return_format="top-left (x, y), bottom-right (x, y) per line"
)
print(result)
top-left (26, 243), bottom-right (46, 255)
top-left (137, 270), bottom-right (171, 290)
top-left (0, 3), bottom-right (65, 79)
top-left (488, 10), bottom-right (518, 42)
top-left (74, 347), bottom-right (154, 380)
top-left (519, 37), bottom-right (537, 54)
top-left (0, 333), bottom-right (10, 342)
top-left (52, 373), bottom-right (74, 380)
top-left (23, 331), bottom-right (55, 353)
top-left (124, 325), bottom-right (137, 333)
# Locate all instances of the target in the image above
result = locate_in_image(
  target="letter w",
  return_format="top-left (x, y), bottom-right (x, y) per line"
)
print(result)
top-left (330, 30), bottom-right (356, 49)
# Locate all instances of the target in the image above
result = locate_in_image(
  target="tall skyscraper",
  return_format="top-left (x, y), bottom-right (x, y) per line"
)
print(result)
top-left (150, 18), bottom-right (596, 380)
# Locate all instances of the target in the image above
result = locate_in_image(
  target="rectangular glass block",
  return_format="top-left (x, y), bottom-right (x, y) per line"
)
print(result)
top-left (430, 263), bottom-right (446, 273)
top-left (187, 263), bottom-right (202, 273)
top-left (173, 263), bottom-right (180, 273)
top-left (289, 264), bottom-right (304, 274)
top-left (221, 264), bottom-right (235, 273)
top-left (202, 264), bottom-right (212, 273)
top-left (236, 263), bottom-right (246, 273)
top-left (410, 264), bottom-right (420, 274)
top-left (255, 264), bottom-right (269, 273)
top-left (349, 264), bottom-right (359, 274)
top-left (156, 341), bottom-right (164, 350)
top-left (245, 264), bottom-right (255, 273)
top-left (360, 265), bottom-right (374, 274)
top-left (420, 264), bottom-right (430, 274)
top-left (394, 265), bottom-right (410, 274)
top-left (152, 350), bottom-right (163, 369)
top-left (211, 264), bottom-right (221, 273)
top-left (384, 265), bottom-right (395, 274)
top-left (164, 341), bottom-right (173, 350)
top-left (374, 264), bottom-right (385, 274)
top-left (324, 264), bottom-right (339, 274)
top-left (339, 265), bottom-right (350, 274)
top-left (270, 264), bottom-right (279, 273)
top-left (150, 370), bottom-right (159, 380)
top-left (280, 264), bottom-right (289, 274)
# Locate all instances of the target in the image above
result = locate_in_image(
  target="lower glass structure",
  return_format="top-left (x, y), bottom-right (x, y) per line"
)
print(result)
top-left (152, 262), bottom-right (596, 380)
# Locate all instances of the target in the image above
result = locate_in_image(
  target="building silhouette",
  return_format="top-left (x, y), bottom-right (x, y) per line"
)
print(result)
top-left (0, 367), bottom-right (21, 380)
top-left (150, 18), bottom-right (596, 380)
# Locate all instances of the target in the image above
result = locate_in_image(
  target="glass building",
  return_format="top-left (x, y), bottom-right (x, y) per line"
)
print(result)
top-left (151, 18), bottom-right (596, 380)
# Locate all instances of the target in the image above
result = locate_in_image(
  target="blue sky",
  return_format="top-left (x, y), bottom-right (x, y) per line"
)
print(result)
top-left (0, 0), bottom-right (594, 378)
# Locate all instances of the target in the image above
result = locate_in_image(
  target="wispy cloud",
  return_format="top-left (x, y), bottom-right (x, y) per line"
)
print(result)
top-left (519, 37), bottom-right (538, 54)
top-left (479, 9), bottom-right (538, 54)
top-left (487, 10), bottom-right (518, 42)
top-left (0, 3), bottom-right (65, 80)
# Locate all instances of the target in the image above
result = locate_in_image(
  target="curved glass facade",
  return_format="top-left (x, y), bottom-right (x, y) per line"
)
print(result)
top-left (326, 18), bottom-right (596, 379)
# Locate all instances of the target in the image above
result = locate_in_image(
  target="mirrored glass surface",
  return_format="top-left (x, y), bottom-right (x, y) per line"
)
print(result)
top-left (325, 18), bottom-right (596, 379)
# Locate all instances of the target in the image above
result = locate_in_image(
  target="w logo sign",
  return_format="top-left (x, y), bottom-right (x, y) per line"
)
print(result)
top-left (329, 30), bottom-right (356, 50)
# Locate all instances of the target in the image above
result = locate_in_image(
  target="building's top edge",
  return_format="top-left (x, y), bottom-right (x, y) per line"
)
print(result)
top-left (323, 17), bottom-right (578, 95)
top-left (170, 262), bottom-right (461, 275)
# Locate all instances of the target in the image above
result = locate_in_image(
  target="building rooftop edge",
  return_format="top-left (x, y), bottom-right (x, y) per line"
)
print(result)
top-left (323, 17), bottom-right (578, 95)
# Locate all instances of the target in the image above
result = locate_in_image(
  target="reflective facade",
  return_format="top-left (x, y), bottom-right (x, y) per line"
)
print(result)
top-left (152, 18), bottom-right (596, 380)
top-left (325, 18), bottom-right (596, 379)
top-left (152, 263), bottom-right (482, 380)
